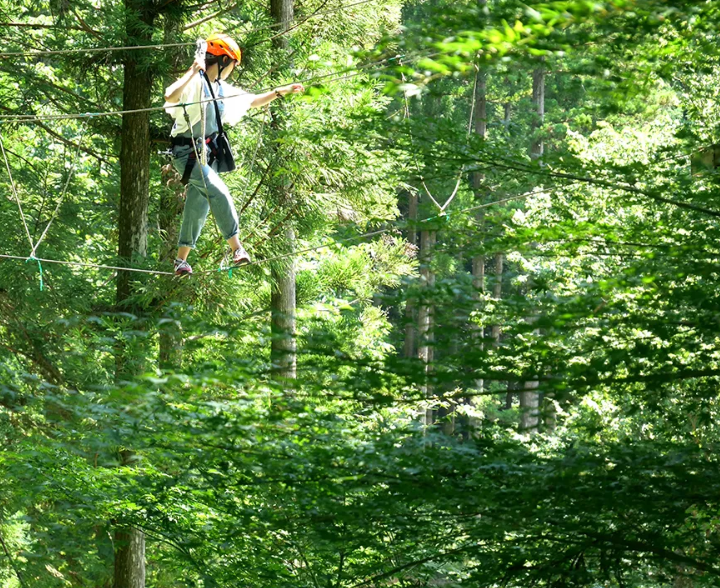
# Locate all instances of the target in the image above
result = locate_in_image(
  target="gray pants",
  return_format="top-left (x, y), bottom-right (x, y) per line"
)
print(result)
top-left (172, 146), bottom-right (239, 248)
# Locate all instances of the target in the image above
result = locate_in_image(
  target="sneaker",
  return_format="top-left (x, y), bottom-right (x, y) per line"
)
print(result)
top-left (231, 245), bottom-right (251, 266)
top-left (174, 258), bottom-right (193, 276)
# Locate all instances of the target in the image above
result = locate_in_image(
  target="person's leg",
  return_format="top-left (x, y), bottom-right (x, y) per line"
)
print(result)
top-left (176, 181), bottom-right (210, 254)
top-left (203, 165), bottom-right (251, 264)
top-left (227, 235), bottom-right (241, 251)
top-left (173, 153), bottom-right (211, 274)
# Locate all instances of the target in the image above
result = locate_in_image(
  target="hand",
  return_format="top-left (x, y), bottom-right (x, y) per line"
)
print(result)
top-left (192, 56), bottom-right (206, 74)
top-left (277, 83), bottom-right (305, 96)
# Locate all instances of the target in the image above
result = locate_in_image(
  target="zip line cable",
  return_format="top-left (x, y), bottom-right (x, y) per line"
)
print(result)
top-left (0, 190), bottom-right (544, 279)
top-left (0, 41), bottom-right (194, 58)
top-left (0, 0), bottom-right (381, 58)
top-left (0, 131), bottom-right (35, 252)
top-left (30, 126), bottom-right (89, 258)
top-left (0, 50), bottom-right (428, 123)
top-left (401, 64), bottom-right (478, 214)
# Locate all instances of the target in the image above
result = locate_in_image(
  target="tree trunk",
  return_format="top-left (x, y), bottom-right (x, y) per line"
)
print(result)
top-left (520, 64), bottom-right (545, 433)
top-left (490, 252), bottom-right (503, 345)
top-left (116, 18), bottom-right (153, 304)
top-left (271, 227), bottom-right (297, 379)
top-left (471, 68), bottom-right (487, 393)
top-left (530, 65), bottom-right (545, 160)
top-left (158, 17), bottom-right (186, 372)
top-left (520, 380), bottom-right (539, 431)
top-left (113, 1), bottom-right (156, 584)
top-left (418, 229), bottom-right (435, 426)
top-left (269, 0), bottom-right (296, 381)
top-left (113, 528), bottom-right (145, 588)
top-left (503, 103), bottom-right (511, 131)
top-left (404, 191), bottom-right (418, 358)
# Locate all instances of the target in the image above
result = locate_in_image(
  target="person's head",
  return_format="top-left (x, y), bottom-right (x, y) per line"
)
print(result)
top-left (205, 33), bottom-right (241, 81)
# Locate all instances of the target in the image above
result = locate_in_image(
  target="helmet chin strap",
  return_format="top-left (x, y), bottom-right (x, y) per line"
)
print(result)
top-left (215, 55), bottom-right (231, 82)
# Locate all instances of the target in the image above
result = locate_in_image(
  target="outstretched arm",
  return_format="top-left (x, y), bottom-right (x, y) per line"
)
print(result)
top-left (164, 57), bottom-right (205, 103)
top-left (250, 83), bottom-right (305, 108)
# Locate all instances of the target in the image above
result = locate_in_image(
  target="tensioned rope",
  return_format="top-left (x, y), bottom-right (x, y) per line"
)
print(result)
top-left (30, 126), bottom-right (88, 258)
top-left (0, 131), bottom-right (34, 251)
top-left (0, 50), bottom-right (430, 123)
top-left (0, 0), bottom-right (381, 58)
top-left (0, 190), bottom-right (545, 279)
top-left (1, 125), bottom-right (89, 289)
top-left (401, 64), bottom-right (478, 214)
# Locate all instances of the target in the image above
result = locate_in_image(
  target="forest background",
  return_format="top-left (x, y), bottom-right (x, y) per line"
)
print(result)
top-left (2, 0), bottom-right (720, 586)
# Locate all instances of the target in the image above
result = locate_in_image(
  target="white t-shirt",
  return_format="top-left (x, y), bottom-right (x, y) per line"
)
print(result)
top-left (164, 74), bottom-right (255, 137)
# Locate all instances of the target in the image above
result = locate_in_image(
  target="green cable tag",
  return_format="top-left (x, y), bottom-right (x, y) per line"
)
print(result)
top-left (216, 265), bottom-right (233, 278)
top-left (26, 256), bottom-right (43, 291)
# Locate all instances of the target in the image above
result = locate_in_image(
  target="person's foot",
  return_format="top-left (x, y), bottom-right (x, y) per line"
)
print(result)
top-left (232, 244), bottom-right (251, 265)
top-left (174, 258), bottom-right (193, 276)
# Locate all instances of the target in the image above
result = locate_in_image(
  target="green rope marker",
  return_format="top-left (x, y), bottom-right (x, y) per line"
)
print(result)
top-left (216, 265), bottom-right (233, 278)
top-left (26, 256), bottom-right (44, 291)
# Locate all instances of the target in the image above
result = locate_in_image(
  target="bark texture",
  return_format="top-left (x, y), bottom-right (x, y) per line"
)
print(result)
top-left (418, 229), bottom-right (436, 426)
top-left (113, 1), bottom-right (156, 584)
top-left (271, 227), bottom-right (297, 379)
top-left (520, 380), bottom-right (540, 431)
top-left (113, 528), bottom-right (146, 588)
top-left (269, 0), bottom-right (297, 380)
top-left (530, 66), bottom-right (545, 160)
top-left (490, 252), bottom-right (503, 345)
top-left (404, 191), bottom-right (418, 359)
top-left (157, 17), bottom-right (187, 372)
top-left (117, 16), bottom-right (153, 304)
top-left (520, 63), bottom-right (545, 433)
top-left (471, 69), bottom-right (487, 391)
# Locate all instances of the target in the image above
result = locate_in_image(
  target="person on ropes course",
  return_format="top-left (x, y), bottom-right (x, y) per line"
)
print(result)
top-left (164, 32), bottom-right (304, 276)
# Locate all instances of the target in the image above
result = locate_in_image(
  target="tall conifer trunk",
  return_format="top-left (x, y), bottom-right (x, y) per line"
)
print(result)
top-left (471, 68), bottom-right (487, 392)
top-left (418, 229), bottom-right (435, 426)
top-left (269, 0), bottom-right (297, 380)
top-left (520, 64), bottom-right (545, 433)
top-left (404, 191), bottom-right (418, 358)
top-left (271, 230), bottom-right (297, 379)
top-left (113, 1), bottom-right (156, 584)
top-left (113, 527), bottom-right (146, 588)
top-left (158, 17), bottom-right (186, 372)
top-left (117, 7), bottom-right (153, 306)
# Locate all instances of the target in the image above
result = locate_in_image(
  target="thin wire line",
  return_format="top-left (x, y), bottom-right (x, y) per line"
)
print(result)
top-left (0, 190), bottom-right (542, 278)
top-left (30, 126), bottom-right (88, 257)
top-left (402, 90), bottom-right (442, 211)
top-left (0, 131), bottom-right (35, 252)
top-left (0, 254), bottom-right (175, 275)
top-left (0, 41), bottom-right (194, 58)
top-left (0, 0), bottom-right (382, 58)
top-left (439, 66), bottom-right (478, 213)
top-left (0, 49), bottom-right (417, 123)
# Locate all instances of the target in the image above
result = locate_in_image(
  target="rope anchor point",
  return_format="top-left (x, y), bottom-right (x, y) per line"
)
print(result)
top-left (26, 255), bottom-right (44, 291)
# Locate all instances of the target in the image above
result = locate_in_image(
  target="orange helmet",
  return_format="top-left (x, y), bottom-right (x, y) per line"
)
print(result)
top-left (206, 33), bottom-right (241, 63)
